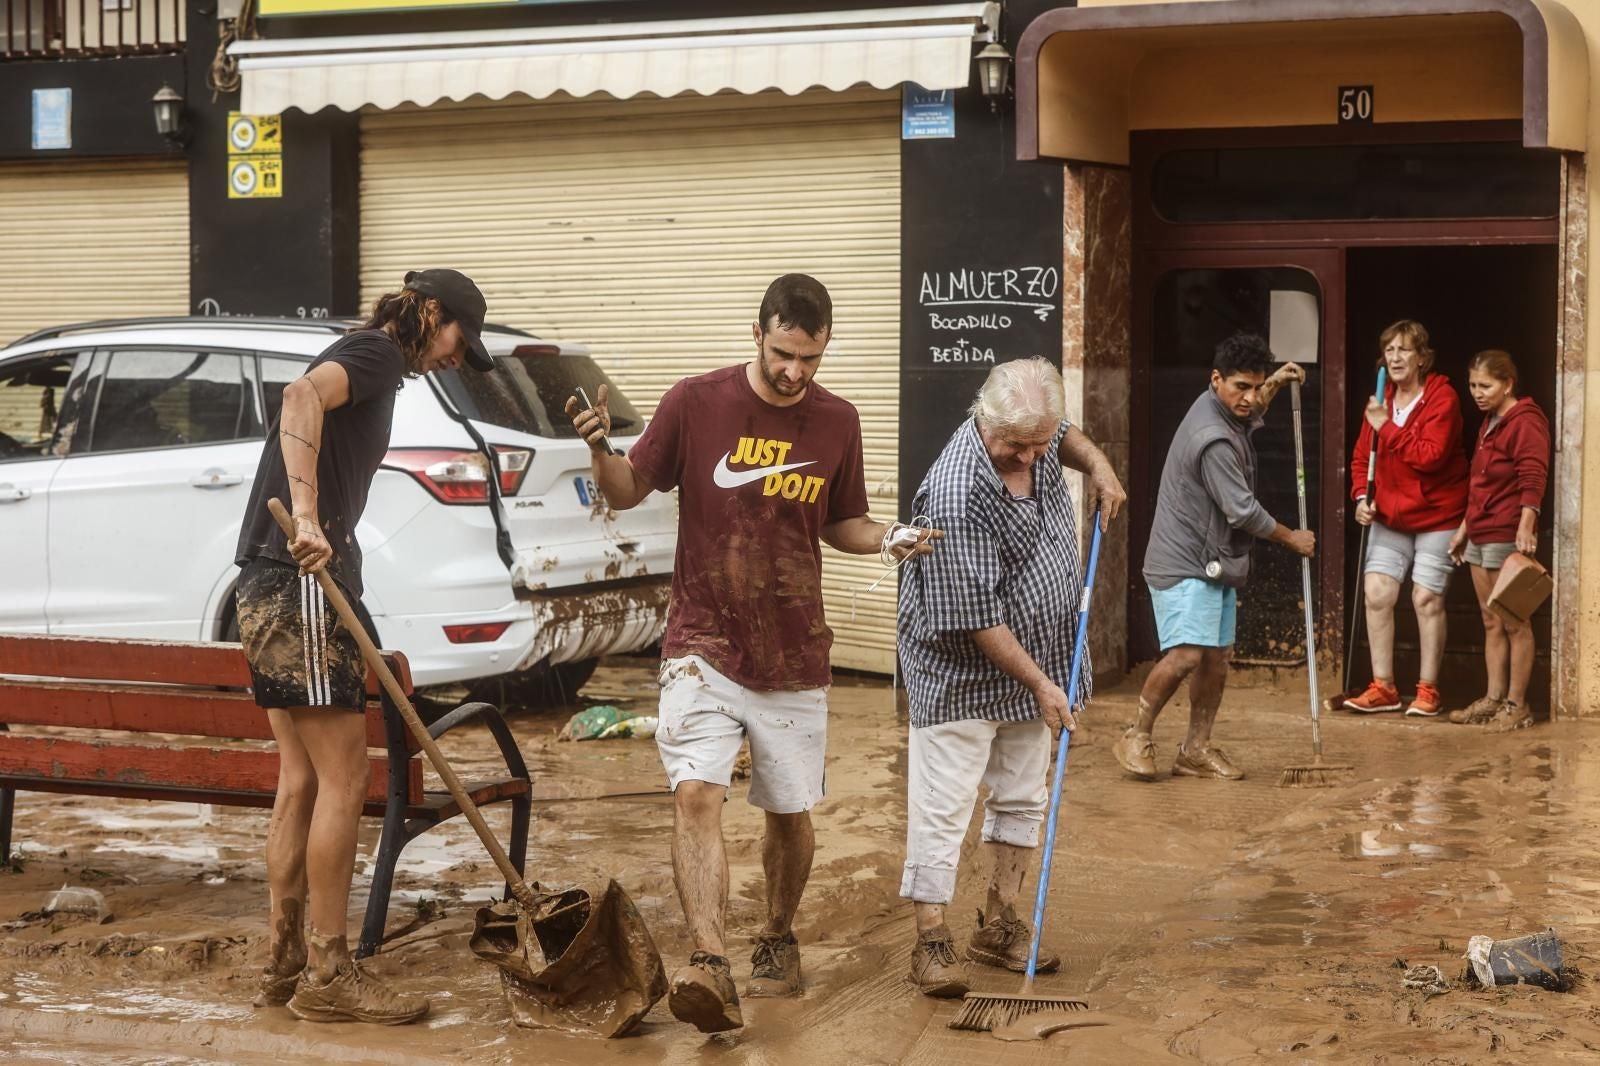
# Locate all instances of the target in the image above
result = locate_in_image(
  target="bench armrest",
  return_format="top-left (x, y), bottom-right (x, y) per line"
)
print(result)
top-left (427, 701), bottom-right (530, 782)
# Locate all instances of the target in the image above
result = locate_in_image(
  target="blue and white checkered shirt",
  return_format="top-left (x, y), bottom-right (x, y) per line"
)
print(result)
top-left (897, 418), bottom-right (1090, 728)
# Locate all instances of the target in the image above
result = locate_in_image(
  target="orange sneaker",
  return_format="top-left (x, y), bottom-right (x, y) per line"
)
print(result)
top-left (1405, 682), bottom-right (1443, 718)
top-left (1343, 680), bottom-right (1402, 714)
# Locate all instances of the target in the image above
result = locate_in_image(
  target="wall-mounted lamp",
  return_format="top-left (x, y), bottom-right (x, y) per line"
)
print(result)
top-left (976, 42), bottom-right (1012, 112)
top-left (152, 84), bottom-right (189, 146)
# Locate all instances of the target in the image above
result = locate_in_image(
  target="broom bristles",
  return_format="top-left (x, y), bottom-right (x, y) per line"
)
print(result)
top-left (1278, 762), bottom-right (1356, 788)
top-left (948, 991), bottom-right (1090, 1032)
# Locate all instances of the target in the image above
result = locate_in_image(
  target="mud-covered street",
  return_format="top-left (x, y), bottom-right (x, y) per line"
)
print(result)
top-left (4, 658), bottom-right (1599, 1065)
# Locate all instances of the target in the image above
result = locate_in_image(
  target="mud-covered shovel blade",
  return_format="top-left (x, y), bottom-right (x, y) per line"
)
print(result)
top-left (470, 879), bottom-right (667, 1038)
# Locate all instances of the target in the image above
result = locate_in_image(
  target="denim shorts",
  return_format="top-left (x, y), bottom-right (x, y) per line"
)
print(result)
top-left (1148, 578), bottom-right (1238, 651)
top-left (1362, 522), bottom-right (1455, 595)
top-left (1463, 540), bottom-right (1517, 571)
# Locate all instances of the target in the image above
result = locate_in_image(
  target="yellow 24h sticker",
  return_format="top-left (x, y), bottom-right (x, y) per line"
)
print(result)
top-left (229, 156), bottom-right (283, 199)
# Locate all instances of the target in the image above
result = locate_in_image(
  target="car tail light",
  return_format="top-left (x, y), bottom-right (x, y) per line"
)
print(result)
top-left (443, 621), bottom-right (511, 644)
top-left (510, 344), bottom-right (560, 358)
top-left (383, 447), bottom-right (532, 503)
top-left (493, 445), bottom-right (532, 496)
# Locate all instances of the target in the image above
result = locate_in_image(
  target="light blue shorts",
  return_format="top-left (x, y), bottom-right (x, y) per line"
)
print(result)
top-left (1149, 578), bottom-right (1238, 651)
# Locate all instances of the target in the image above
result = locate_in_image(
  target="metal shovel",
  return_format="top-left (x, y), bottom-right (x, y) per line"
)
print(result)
top-left (267, 499), bottom-right (666, 1036)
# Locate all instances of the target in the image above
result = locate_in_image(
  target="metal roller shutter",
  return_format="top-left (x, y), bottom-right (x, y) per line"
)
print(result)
top-left (360, 89), bottom-right (901, 672)
top-left (0, 159), bottom-right (190, 345)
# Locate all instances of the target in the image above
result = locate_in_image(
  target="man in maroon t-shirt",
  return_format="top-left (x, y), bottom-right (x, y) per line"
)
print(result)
top-left (566, 274), bottom-right (937, 1034)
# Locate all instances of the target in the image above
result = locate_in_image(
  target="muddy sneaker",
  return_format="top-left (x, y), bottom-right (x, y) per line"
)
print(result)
top-left (1484, 700), bottom-right (1534, 733)
top-left (1343, 680), bottom-right (1402, 714)
top-left (1172, 744), bottom-right (1245, 780)
top-left (1111, 727), bottom-right (1157, 781)
top-left (1405, 682), bottom-right (1443, 718)
top-left (287, 961), bottom-right (429, 1024)
top-left (745, 932), bottom-right (801, 998)
top-left (909, 925), bottom-right (969, 999)
top-left (253, 963), bottom-right (303, 1008)
top-left (1449, 696), bottom-right (1505, 725)
top-left (966, 907), bottom-right (1060, 974)
top-left (669, 951), bottom-right (744, 1033)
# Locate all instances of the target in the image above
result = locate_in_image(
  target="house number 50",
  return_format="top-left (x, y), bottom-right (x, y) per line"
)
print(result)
top-left (1338, 85), bottom-right (1374, 124)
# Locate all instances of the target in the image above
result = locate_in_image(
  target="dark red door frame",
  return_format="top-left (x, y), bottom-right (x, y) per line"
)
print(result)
top-left (1128, 123), bottom-right (1559, 665)
top-left (1130, 247), bottom-right (1347, 651)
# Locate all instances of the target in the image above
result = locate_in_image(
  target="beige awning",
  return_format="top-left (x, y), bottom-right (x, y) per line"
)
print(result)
top-left (231, 4), bottom-right (997, 115)
top-left (1015, 0), bottom-right (1587, 165)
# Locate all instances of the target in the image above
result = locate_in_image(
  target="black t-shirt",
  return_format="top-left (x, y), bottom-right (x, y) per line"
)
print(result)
top-left (236, 330), bottom-right (407, 598)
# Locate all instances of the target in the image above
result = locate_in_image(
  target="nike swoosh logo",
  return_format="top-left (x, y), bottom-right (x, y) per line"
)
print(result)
top-left (712, 453), bottom-right (815, 489)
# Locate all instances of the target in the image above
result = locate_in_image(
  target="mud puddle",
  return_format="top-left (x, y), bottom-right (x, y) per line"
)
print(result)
top-left (5, 663), bottom-right (1600, 1063)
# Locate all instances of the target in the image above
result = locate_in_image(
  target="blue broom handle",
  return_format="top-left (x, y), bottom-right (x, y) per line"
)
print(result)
top-left (1024, 513), bottom-right (1103, 983)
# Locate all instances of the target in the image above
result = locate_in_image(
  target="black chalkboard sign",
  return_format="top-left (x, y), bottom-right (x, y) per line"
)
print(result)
top-left (898, 76), bottom-right (1065, 516)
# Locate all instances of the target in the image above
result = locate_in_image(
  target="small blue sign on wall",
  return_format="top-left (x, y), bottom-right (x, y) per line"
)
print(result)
top-left (902, 84), bottom-right (955, 140)
top-left (32, 88), bottom-right (72, 151)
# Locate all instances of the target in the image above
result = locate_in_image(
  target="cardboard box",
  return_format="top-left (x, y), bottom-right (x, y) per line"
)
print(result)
top-left (1488, 552), bottom-right (1553, 625)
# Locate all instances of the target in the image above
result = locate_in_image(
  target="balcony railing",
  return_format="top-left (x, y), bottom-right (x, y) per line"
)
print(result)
top-left (4, 0), bottom-right (185, 58)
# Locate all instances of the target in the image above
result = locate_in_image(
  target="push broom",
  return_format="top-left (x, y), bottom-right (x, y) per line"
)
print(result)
top-left (1279, 380), bottom-right (1356, 788)
top-left (949, 514), bottom-right (1102, 1033)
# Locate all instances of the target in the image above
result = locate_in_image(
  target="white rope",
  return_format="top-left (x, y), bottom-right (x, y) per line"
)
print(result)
top-left (848, 514), bottom-right (934, 620)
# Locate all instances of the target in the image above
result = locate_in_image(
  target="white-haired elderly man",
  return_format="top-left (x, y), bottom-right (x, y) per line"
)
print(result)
top-left (895, 356), bottom-right (1126, 997)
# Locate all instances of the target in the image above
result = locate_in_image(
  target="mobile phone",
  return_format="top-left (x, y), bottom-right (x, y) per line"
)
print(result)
top-left (573, 386), bottom-right (617, 456)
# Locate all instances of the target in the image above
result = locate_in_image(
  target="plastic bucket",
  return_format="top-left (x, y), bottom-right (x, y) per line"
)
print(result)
top-left (1468, 930), bottom-right (1565, 991)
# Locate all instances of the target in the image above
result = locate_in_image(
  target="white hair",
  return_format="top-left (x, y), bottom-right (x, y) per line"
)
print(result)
top-left (968, 357), bottom-right (1066, 436)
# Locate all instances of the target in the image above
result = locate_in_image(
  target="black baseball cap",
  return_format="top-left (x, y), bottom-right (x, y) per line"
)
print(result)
top-left (403, 268), bottom-right (494, 371)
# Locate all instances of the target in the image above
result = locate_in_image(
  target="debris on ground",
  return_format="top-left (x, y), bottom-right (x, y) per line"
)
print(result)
top-left (1400, 964), bottom-right (1449, 997)
top-left (558, 704), bottom-right (641, 741)
top-left (41, 884), bottom-right (111, 923)
top-left (595, 715), bottom-right (658, 740)
top-left (1464, 929), bottom-right (1566, 991)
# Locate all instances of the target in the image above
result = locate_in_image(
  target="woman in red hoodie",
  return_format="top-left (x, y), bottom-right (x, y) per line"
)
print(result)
top-left (1344, 320), bottom-right (1469, 717)
top-left (1446, 351), bottom-right (1550, 732)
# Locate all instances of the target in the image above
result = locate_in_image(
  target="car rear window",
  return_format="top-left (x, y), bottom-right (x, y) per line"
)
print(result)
top-left (437, 348), bottom-right (642, 440)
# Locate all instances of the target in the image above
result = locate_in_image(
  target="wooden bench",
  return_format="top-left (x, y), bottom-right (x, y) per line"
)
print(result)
top-left (0, 633), bottom-right (531, 958)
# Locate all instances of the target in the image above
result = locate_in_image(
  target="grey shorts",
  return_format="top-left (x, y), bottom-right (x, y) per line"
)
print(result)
top-left (1362, 523), bottom-right (1455, 595)
top-left (1464, 540), bottom-right (1517, 571)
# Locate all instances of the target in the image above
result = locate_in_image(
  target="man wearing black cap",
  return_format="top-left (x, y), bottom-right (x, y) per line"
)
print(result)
top-left (234, 268), bottom-right (492, 1024)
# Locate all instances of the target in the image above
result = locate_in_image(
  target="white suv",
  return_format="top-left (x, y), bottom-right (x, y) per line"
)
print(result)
top-left (0, 317), bottom-right (676, 697)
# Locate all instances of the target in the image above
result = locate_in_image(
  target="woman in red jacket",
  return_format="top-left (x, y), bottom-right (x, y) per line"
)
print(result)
top-left (1446, 351), bottom-right (1550, 732)
top-left (1344, 320), bottom-right (1469, 717)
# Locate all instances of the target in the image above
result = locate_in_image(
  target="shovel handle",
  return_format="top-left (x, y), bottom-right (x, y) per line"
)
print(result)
top-left (266, 498), bottom-right (537, 909)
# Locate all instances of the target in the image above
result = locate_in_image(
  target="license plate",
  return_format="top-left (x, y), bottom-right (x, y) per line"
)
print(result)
top-left (574, 475), bottom-right (604, 507)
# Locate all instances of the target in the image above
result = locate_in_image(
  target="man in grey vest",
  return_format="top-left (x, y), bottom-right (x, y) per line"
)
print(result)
top-left (1113, 333), bottom-right (1313, 782)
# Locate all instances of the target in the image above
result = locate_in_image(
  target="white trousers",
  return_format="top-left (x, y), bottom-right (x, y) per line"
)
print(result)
top-left (899, 717), bottom-right (1050, 905)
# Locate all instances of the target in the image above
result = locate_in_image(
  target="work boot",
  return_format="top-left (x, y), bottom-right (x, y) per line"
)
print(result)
top-left (668, 951), bottom-right (744, 1033)
top-left (1484, 700), bottom-right (1534, 733)
top-left (1405, 682), bottom-right (1443, 718)
top-left (908, 925), bottom-right (969, 999)
top-left (966, 906), bottom-right (1060, 974)
top-left (1111, 727), bottom-right (1157, 781)
top-left (745, 931), bottom-right (801, 998)
top-left (1172, 744), bottom-right (1245, 780)
top-left (287, 961), bottom-right (430, 1024)
top-left (1449, 696), bottom-right (1504, 725)
top-left (1343, 680), bottom-right (1402, 714)
top-left (253, 961), bottom-right (303, 1008)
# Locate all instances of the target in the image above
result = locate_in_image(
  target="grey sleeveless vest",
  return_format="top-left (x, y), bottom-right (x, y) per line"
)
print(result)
top-left (1143, 388), bottom-right (1260, 590)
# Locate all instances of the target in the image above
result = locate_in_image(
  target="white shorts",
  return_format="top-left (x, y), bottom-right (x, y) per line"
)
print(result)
top-left (655, 654), bottom-right (829, 814)
top-left (900, 717), bottom-right (1050, 906)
